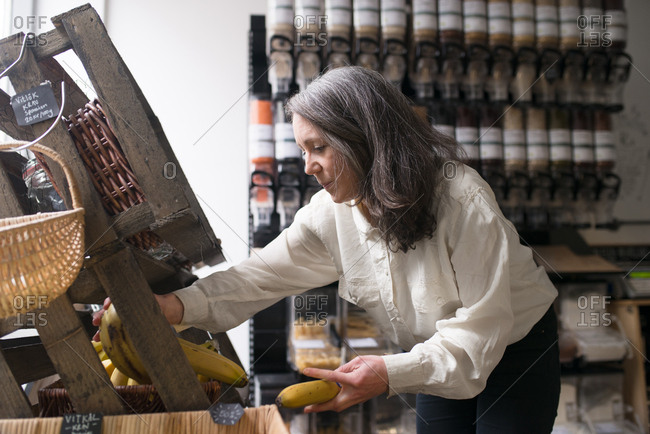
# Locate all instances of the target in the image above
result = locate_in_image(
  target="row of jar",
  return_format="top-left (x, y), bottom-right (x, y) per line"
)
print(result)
top-left (268, 0), bottom-right (629, 53)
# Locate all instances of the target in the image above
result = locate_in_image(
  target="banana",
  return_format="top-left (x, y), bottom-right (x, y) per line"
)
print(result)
top-left (92, 340), bottom-right (103, 354)
top-left (102, 359), bottom-right (115, 377)
top-left (197, 374), bottom-right (211, 383)
top-left (178, 339), bottom-right (248, 387)
top-left (110, 367), bottom-right (129, 387)
top-left (276, 380), bottom-right (341, 408)
top-left (100, 304), bottom-right (152, 384)
top-left (126, 377), bottom-right (140, 386)
top-left (100, 304), bottom-right (248, 387)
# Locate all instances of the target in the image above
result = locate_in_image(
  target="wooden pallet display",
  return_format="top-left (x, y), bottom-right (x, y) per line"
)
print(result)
top-left (0, 3), bottom-right (240, 418)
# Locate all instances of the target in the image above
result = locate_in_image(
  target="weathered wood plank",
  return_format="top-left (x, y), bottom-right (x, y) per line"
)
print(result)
top-left (0, 348), bottom-right (33, 418)
top-left (0, 160), bottom-right (24, 218)
top-left (38, 57), bottom-right (90, 118)
top-left (32, 26), bottom-right (72, 61)
top-left (152, 209), bottom-right (224, 266)
top-left (34, 293), bottom-right (125, 415)
top-left (54, 6), bottom-right (190, 220)
top-left (0, 32), bottom-right (117, 250)
top-left (1, 340), bottom-right (56, 385)
top-left (93, 247), bottom-right (210, 411)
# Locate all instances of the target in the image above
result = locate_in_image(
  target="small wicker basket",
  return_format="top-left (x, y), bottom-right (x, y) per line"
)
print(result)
top-left (0, 142), bottom-right (85, 317)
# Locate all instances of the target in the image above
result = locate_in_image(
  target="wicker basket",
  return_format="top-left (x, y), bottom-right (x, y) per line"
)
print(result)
top-left (38, 380), bottom-right (222, 417)
top-left (64, 100), bottom-right (191, 270)
top-left (0, 142), bottom-right (84, 318)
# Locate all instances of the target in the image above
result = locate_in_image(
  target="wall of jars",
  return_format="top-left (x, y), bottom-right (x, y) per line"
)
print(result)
top-left (248, 0), bottom-right (631, 246)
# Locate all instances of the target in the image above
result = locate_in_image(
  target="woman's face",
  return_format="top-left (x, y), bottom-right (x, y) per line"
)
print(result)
top-left (293, 114), bottom-right (358, 203)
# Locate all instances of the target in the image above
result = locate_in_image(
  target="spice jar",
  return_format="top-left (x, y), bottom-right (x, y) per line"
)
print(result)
top-left (510, 47), bottom-right (537, 105)
top-left (511, 0), bottom-right (535, 49)
top-left (354, 0), bottom-right (380, 70)
top-left (594, 110), bottom-right (616, 173)
top-left (603, 0), bottom-right (627, 50)
top-left (438, 43), bottom-right (465, 101)
top-left (455, 105), bottom-right (480, 171)
top-left (503, 105), bottom-right (527, 173)
top-left (479, 106), bottom-right (504, 173)
top-left (571, 108), bottom-right (595, 171)
top-left (412, 0), bottom-right (439, 42)
top-left (381, 0), bottom-right (407, 41)
top-left (488, 0), bottom-right (512, 47)
top-left (559, 0), bottom-right (581, 50)
top-left (439, 0), bottom-right (464, 45)
top-left (526, 107), bottom-right (549, 173)
top-left (325, 0), bottom-right (352, 38)
top-left (548, 107), bottom-right (572, 173)
top-left (557, 49), bottom-right (585, 106)
top-left (464, 0), bottom-right (488, 46)
top-left (536, 0), bottom-right (559, 50)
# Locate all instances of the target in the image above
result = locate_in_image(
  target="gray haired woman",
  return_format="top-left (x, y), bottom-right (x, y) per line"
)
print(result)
top-left (97, 66), bottom-right (560, 433)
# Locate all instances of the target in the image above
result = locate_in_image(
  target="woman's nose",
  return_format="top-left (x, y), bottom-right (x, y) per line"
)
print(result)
top-left (304, 154), bottom-right (320, 175)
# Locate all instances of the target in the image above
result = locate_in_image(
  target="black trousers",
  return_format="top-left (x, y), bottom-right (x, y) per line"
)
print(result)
top-left (415, 306), bottom-right (561, 434)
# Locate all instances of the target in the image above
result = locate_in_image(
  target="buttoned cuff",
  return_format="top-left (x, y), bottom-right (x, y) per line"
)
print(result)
top-left (173, 286), bottom-right (209, 327)
top-left (382, 352), bottom-right (426, 397)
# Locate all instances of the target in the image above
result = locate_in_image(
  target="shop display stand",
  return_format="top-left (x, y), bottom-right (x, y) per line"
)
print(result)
top-left (0, 3), bottom-right (242, 418)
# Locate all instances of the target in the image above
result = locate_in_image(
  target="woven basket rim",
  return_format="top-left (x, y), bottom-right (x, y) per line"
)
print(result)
top-left (0, 208), bottom-right (85, 232)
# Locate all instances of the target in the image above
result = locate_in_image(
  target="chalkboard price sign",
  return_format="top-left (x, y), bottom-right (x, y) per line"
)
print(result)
top-left (209, 402), bottom-right (245, 425)
top-left (10, 82), bottom-right (59, 126)
top-left (60, 413), bottom-right (103, 434)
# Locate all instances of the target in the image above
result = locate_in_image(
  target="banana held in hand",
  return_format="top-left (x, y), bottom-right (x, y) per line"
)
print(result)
top-left (100, 304), bottom-right (151, 384)
top-left (276, 380), bottom-right (341, 408)
top-left (100, 304), bottom-right (248, 387)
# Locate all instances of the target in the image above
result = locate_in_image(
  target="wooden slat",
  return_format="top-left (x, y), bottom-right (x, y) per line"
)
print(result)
top-left (0, 89), bottom-right (35, 140)
top-left (0, 32), bottom-right (117, 250)
top-left (34, 293), bottom-right (125, 415)
top-left (2, 341), bottom-right (56, 385)
top-left (0, 348), bottom-right (33, 418)
top-left (0, 162), bottom-right (23, 218)
top-left (93, 247), bottom-right (211, 411)
top-left (54, 5), bottom-right (190, 219)
top-left (32, 26), bottom-right (73, 61)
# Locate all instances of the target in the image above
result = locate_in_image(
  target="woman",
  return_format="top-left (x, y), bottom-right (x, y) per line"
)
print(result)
top-left (98, 66), bottom-right (560, 433)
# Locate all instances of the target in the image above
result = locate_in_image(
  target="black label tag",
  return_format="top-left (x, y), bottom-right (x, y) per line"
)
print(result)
top-left (60, 413), bottom-right (103, 434)
top-left (209, 402), bottom-right (245, 425)
top-left (10, 83), bottom-right (59, 126)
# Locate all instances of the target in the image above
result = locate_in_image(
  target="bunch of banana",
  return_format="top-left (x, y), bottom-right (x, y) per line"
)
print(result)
top-left (276, 380), bottom-right (341, 408)
top-left (99, 304), bottom-right (248, 387)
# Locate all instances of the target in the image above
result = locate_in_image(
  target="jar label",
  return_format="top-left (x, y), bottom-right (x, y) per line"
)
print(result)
top-left (504, 144), bottom-right (527, 161)
top-left (559, 6), bottom-right (580, 22)
top-left (572, 130), bottom-right (593, 147)
top-left (249, 139), bottom-right (275, 158)
top-left (573, 146), bottom-right (594, 163)
top-left (268, 0), bottom-right (294, 25)
top-left (464, 1), bottom-right (487, 16)
top-left (461, 143), bottom-right (480, 159)
top-left (439, 0), bottom-right (462, 31)
top-left (527, 144), bottom-right (549, 161)
top-left (479, 127), bottom-right (503, 144)
top-left (595, 145), bottom-right (616, 162)
top-left (276, 139), bottom-right (302, 160)
top-left (327, 9), bottom-right (352, 27)
top-left (488, 2), bottom-right (510, 19)
top-left (249, 124), bottom-right (274, 141)
top-left (465, 16), bottom-right (488, 33)
top-left (549, 129), bottom-right (571, 146)
top-left (537, 21), bottom-right (559, 38)
top-left (535, 5), bottom-right (558, 21)
top-left (354, 0), bottom-right (380, 27)
top-left (274, 123), bottom-right (295, 141)
top-left (489, 18), bottom-right (512, 35)
top-left (503, 129), bottom-right (525, 145)
top-left (456, 126), bottom-right (479, 144)
top-left (513, 20), bottom-right (535, 37)
top-left (512, 3), bottom-right (534, 19)
top-left (480, 144), bottom-right (504, 160)
top-left (527, 129), bottom-right (549, 145)
top-left (413, 0), bottom-right (438, 30)
top-left (550, 145), bottom-right (572, 162)
top-left (381, 7), bottom-right (407, 28)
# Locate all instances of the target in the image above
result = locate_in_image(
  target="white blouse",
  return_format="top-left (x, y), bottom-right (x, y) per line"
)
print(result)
top-left (174, 164), bottom-right (557, 399)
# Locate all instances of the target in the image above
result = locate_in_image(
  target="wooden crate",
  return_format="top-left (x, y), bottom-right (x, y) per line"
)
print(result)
top-left (0, 3), bottom-right (245, 418)
top-left (0, 406), bottom-right (289, 434)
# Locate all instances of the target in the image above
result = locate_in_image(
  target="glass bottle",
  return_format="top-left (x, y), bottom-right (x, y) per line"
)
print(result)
top-left (511, 0), bottom-right (536, 50)
top-left (487, 0), bottom-right (512, 48)
top-left (559, 0), bottom-right (581, 51)
top-left (354, 0), bottom-right (381, 71)
top-left (464, 0), bottom-right (489, 46)
top-left (535, 0), bottom-right (560, 50)
top-left (22, 157), bottom-right (65, 213)
top-left (439, 0), bottom-right (464, 45)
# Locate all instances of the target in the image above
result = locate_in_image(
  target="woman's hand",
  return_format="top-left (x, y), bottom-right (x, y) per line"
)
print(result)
top-left (301, 355), bottom-right (389, 413)
top-left (90, 293), bottom-right (184, 341)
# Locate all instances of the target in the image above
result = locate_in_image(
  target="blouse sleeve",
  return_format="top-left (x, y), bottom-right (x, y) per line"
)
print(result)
top-left (173, 202), bottom-right (340, 333)
top-left (382, 185), bottom-right (517, 399)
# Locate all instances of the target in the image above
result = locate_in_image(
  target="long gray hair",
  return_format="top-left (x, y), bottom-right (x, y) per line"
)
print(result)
top-left (286, 66), bottom-right (461, 252)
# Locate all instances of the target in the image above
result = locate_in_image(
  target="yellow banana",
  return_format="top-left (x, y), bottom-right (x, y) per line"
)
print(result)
top-left (110, 367), bottom-right (129, 387)
top-left (197, 374), bottom-right (211, 383)
top-left (97, 350), bottom-right (109, 362)
top-left (92, 340), bottom-right (103, 354)
top-left (99, 304), bottom-right (151, 384)
top-left (100, 304), bottom-right (248, 387)
top-left (102, 359), bottom-right (115, 377)
top-left (276, 380), bottom-right (341, 408)
top-left (126, 377), bottom-right (139, 386)
top-left (178, 339), bottom-right (248, 387)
